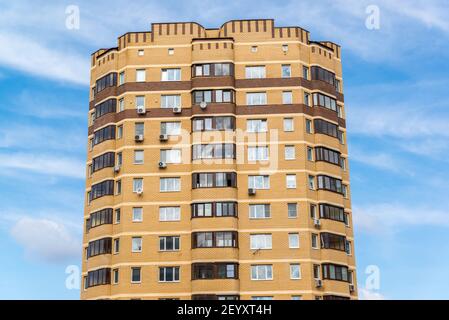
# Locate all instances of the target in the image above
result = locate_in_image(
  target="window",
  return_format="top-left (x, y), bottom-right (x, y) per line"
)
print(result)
top-left (87, 238), bottom-right (112, 258)
top-left (133, 178), bottom-right (143, 193)
top-left (113, 238), bottom-right (120, 253)
top-left (160, 149), bottom-right (181, 163)
top-left (245, 66), bottom-right (265, 79)
top-left (90, 180), bottom-right (114, 201)
top-left (305, 119), bottom-right (313, 134)
top-left (138, 49), bottom-right (144, 56)
top-left (246, 92), bottom-right (267, 106)
top-left (194, 64), bottom-right (209, 77)
top-left (317, 175), bottom-right (343, 194)
top-left (248, 175), bottom-right (270, 189)
top-left (322, 264), bottom-right (349, 282)
top-left (249, 204), bottom-right (270, 219)
top-left (160, 177), bottom-right (181, 192)
top-left (337, 105), bottom-right (344, 119)
top-left (310, 204), bottom-right (318, 219)
top-left (92, 152), bottom-right (115, 172)
top-left (93, 125), bottom-right (115, 146)
top-left (134, 150), bottom-right (144, 164)
top-left (119, 72), bottom-right (125, 85)
top-left (161, 95), bottom-right (181, 108)
top-left (289, 233), bottom-right (300, 248)
top-left (132, 207), bottom-right (143, 222)
top-left (159, 267), bottom-right (180, 282)
top-left (342, 184), bottom-right (348, 198)
top-left (292, 296), bottom-right (302, 300)
top-left (192, 202), bottom-right (237, 218)
top-left (88, 208), bottom-right (113, 229)
top-left (286, 174), bottom-right (297, 189)
top-left (215, 90), bottom-right (233, 103)
top-left (250, 234), bottom-right (272, 250)
top-left (339, 131), bottom-right (345, 144)
top-left (320, 233), bottom-right (346, 251)
top-left (251, 46), bottom-right (258, 52)
top-left (135, 122), bottom-right (144, 136)
top-left (116, 152), bottom-right (122, 167)
top-left (86, 268), bottom-right (111, 288)
top-left (282, 91), bottom-right (293, 104)
top-left (112, 269), bottom-right (119, 284)
top-left (159, 207), bottom-right (181, 221)
top-left (161, 68), bottom-right (181, 81)
top-left (118, 98), bottom-right (124, 112)
top-left (287, 203), bottom-right (297, 218)
top-left (135, 95), bottom-right (145, 108)
top-left (341, 157), bottom-right (346, 170)
top-left (192, 231), bottom-right (238, 248)
top-left (136, 69), bottom-right (146, 82)
top-left (95, 72), bottom-right (117, 94)
top-left (311, 66), bottom-right (336, 87)
top-left (312, 92), bottom-right (337, 112)
top-left (94, 99), bottom-right (116, 119)
top-left (319, 204), bottom-right (346, 223)
top-left (314, 119), bottom-right (341, 140)
top-left (192, 172), bottom-right (236, 188)
top-left (313, 264), bottom-right (321, 279)
top-left (251, 265), bottom-right (273, 280)
top-left (248, 146), bottom-right (269, 161)
top-left (192, 263), bottom-right (237, 280)
top-left (131, 267), bottom-right (141, 283)
top-left (308, 175), bottom-right (315, 190)
top-left (306, 147), bottom-right (314, 161)
top-left (192, 144), bottom-right (235, 160)
top-left (290, 264), bottom-right (301, 279)
top-left (282, 64), bottom-right (291, 78)
top-left (247, 119), bottom-right (267, 133)
top-left (304, 92), bottom-right (310, 107)
top-left (283, 118), bottom-right (294, 132)
top-left (168, 48), bottom-right (174, 55)
top-left (132, 237), bottom-right (142, 252)
top-left (161, 121), bottom-right (181, 135)
top-left (336, 79), bottom-right (341, 92)
top-left (311, 233), bottom-right (319, 249)
top-left (192, 117), bottom-right (234, 131)
top-left (115, 180), bottom-right (121, 195)
top-left (159, 236), bottom-right (180, 251)
top-left (302, 66), bottom-right (309, 80)
top-left (346, 240), bottom-right (352, 255)
top-left (117, 125), bottom-right (123, 139)
top-left (214, 63), bottom-right (231, 76)
top-left (285, 146), bottom-right (295, 160)
top-left (115, 208), bottom-right (121, 224)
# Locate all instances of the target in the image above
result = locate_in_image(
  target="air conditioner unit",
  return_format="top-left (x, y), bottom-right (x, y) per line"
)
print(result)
top-left (158, 161), bottom-right (167, 169)
top-left (137, 105), bottom-right (146, 114)
top-left (159, 134), bottom-right (168, 141)
top-left (315, 279), bottom-right (323, 288)
top-left (114, 165), bottom-right (121, 173)
top-left (248, 188), bottom-right (256, 196)
top-left (173, 106), bottom-right (182, 114)
top-left (136, 188), bottom-right (143, 195)
top-left (313, 219), bottom-right (321, 228)
top-left (135, 134), bottom-right (144, 142)
top-left (349, 284), bottom-right (355, 292)
top-left (199, 101), bottom-right (208, 109)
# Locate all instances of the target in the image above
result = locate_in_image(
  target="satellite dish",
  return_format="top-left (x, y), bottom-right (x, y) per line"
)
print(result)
top-left (200, 101), bottom-right (207, 109)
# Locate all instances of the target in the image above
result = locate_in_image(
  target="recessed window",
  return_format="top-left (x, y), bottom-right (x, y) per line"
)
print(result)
top-left (118, 98), bottom-right (125, 112)
top-left (133, 178), bottom-right (143, 193)
top-left (160, 149), bottom-right (181, 164)
top-left (161, 68), bottom-right (181, 81)
top-left (305, 119), bottom-right (312, 134)
top-left (282, 64), bottom-right (291, 77)
top-left (310, 204), bottom-right (317, 219)
top-left (131, 267), bottom-right (141, 283)
top-left (135, 96), bottom-right (145, 108)
top-left (308, 175), bottom-right (315, 190)
top-left (246, 92), bottom-right (267, 105)
top-left (247, 119), bottom-right (267, 133)
top-left (134, 150), bottom-right (144, 164)
top-left (248, 175), bottom-right (270, 190)
top-left (287, 203), bottom-right (297, 218)
top-left (159, 236), bottom-right (180, 251)
top-left (159, 266), bottom-right (180, 282)
top-left (160, 177), bottom-right (181, 192)
top-left (250, 234), bottom-right (272, 250)
top-left (161, 95), bottom-right (181, 108)
top-left (286, 174), bottom-right (297, 189)
top-left (245, 66), bottom-right (265, 79)
top-left (113, 238), bottom-right (120, 253)
top-left (304, 92), bottom-right (310, 107)
top-left (251, 265), bottom-right (272, 280)
top-left (136, 69), bottom-right (146, 82)
top-left (248, 146), bottom-right (269, 161)
top-left (112, 269), bottom-right (119, 284)
top-left (284, 145), bottom-right (295, 160)
top-left (135, 122), bottom-right (144, 136)
top-left (282, 91), bottom-right (293, 104)
top-left (138, 49), bottom-right (144, 56)
top-left (115, 180), bottom-right (121, 195)
top-left (307, 147), bottom-right (314, 161)
top-left (290, 264), bottom-right (301, 279)
top-left (132, 237), bottom-right (142, 252)
top-left (159, 206), bottom-right (181, 221)
top-left (292, 296), bottom-right (302, 300)
top-left (117, 125), bottom-right (123, 139)
top-left (251, 46), bottom-right (258, 53)
top-left (283, 118), bottom-right (294, 132)
top-left (168, 48), bottom-right (174, 55)
top-left (161, 122), bottom-right (181, 135)
top-left (132, 207), bottom-right (143, 222)
top-left (119, 71), bottom-right (125, 85)
top-left (311, 233), bottom-right (319, 249)
top-left (114, 208), bottom-right (121, 224)
top-left (289, 233), bottom-right (300, 248)
top-left (303, 66), bottom-right (309, 80)
top-left (282, 44), bottom-right (289, 52)
top-left (249, 204), bottom-right (271, 219)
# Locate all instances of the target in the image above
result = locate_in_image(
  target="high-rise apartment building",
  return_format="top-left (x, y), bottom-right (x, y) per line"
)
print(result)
top-left (82, 19), bottom-right (356, 300)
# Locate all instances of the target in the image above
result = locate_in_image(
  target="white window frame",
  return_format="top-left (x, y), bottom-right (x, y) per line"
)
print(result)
top-left (248, 146), bottom-right (269, 161)
top-left (133, 178), bottom-right (143, 193)
top-left (251, 265), bottom-right (273, 281)
top-left (286, 174), bottom-right (297, 189)
top-left (245, 66), bottom-right (266, 79)
top-left (249, 204), bottom-right (271, 219)
top-left (132, 237), bottom-right (142, 252)
top-left (288, 233), bottom-right (300, 248)
top-left (136, 69), bottom-right (146, 82)
top-left (283, 118), bottom-right (294, 132)
top-left (134, 150), bottom-right (144, 164)
top-left (248, 175), bottom-right (270, 190)
top-left (161, 95), bottom-right (181, 108)
top-left (247, 119), bottom-right (268, 133)
top-left (160, 177), bottom-right (181, 192)
top-left (284, 145), bottom-right (296, 160)
top-left (132, 207), bottom-right (143, 222)
top-left (159, 207), bottom-right (181, 222)
top-left (282, 91), bottom-right (293, 104)
top-left (290, 264), bottom-right (301, 279)
top-left (161, 68), bottom-right (181, 81)
top-left (246, 92), bottom-right (267, 106)
top-left (250, 234), bottom-right (272, 250)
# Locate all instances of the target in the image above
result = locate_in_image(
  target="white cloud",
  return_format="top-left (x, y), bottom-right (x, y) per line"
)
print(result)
top-left (10, 217), bottom-right (81, 263)
top-left (353, 203), bottom-right (449, 234)
top-left (0, 152), bottom-right (85, 179)
top-left (358, 287), bottom-right (385, 300)
top-left (349, 149), bottom-right (406, 173)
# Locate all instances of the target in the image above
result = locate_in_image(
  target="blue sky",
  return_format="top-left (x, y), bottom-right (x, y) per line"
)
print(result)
top-left (0, 0), bottom-right (448, 299)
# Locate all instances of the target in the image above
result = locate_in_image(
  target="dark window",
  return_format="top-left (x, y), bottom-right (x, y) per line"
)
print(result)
top-left (192, 116), bottom-right (235, 132)
top-left (191, 202), bottom-right (237, 218)
top-left (88, 208), bottom-right (113, 230)
top-left (319, 204), bottom-right (347, 223)
top-left (192, 63), bottom-right (233, 77)
top-left (322, 264), bottom-right (349, 282)
top-left (192, 231), bottom-right (238, 248)
top-left (192, 144), bottom-right (235, 160)
top-left (159, 236), bottom-right (180, 251)
top-left (94, 99), bottom-right (116, 120)
top-left (192, 172), bottom-right (237, 188)
top-left (87, 268), bottom-right (111, 288)
top-left (311, 66), bottom-right (336, 87)
top-left (90, 180), bottom-right (114, 201)
top-left (192, 295), bottom-right (240, 300)
top-left (87, 237), bottom-right (112, 258)
top-left (315, 147), bottom-right (341, 166)
top-left (192, 263), bottom-right (238, 280)
top-left (317, 175), bottom-right (343, 194)
top-left (313, 119), bottom-right (341, 140)
top-left (320, 233), bottom-right (346, 251)
top-left (312, 93), bottom-right (337, 112)
top-left (159, 267), bottom-right (180, 282)
top-left (95, 73), bottom-right (117, 95)
top-left (323, 295), bottom-right (350, 300)
top-left (93, 125), bottom-right (116, 146)
top-left (92, 152), bottom-right (115, 172)
top-left (193, 90), bottom-right (235, 104)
